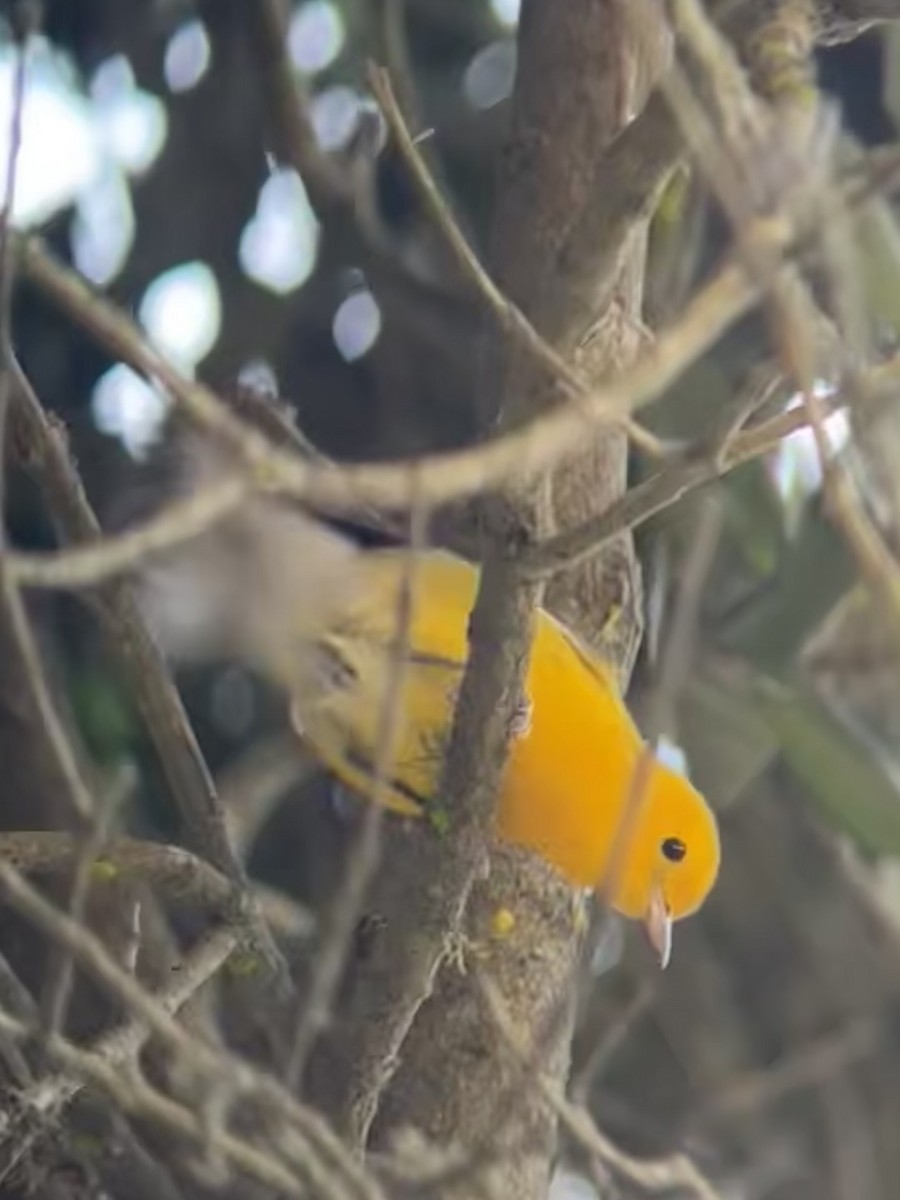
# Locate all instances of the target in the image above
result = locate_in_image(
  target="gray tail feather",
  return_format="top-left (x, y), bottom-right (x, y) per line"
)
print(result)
top-left (135, 431), bottom-right (360, 687)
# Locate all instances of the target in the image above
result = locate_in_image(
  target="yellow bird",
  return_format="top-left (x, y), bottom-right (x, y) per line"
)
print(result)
top-left (144, 498), bottom-right (720, 966)
top-left (258, 547), bottom-right (719, 966)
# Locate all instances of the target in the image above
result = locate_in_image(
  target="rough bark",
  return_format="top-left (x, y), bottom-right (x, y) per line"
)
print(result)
top-left (307, 3), bottom-right (663, 1196)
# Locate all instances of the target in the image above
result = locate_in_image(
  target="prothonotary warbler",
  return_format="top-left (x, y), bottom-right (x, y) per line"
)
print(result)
top-left (144, 501), bottom-right (720, 966)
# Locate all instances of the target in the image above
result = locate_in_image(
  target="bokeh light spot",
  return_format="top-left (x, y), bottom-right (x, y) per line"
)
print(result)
top-left (164, 20), bottom-right (211, 93)
top-left (240, 168), bottom-right (320, 294)
top-left (0, 39), bottom-right (100, 227)
top-left (311, 85), bottom-right (361, 151)
top-left (139, 261), bottom-right (222, 368)
top-left (333, 290), bottom-right (382, 361)
top-left (490, 0), bottom-right (521, 28)
top-left (92, 365), bottom-right (169, 459)
top-left (91, 54), bottom-right (167, 176)
top-left (769, 386), bottom-right (849, 512)
top-left (288, 1), bottom-right (345, 74)
top-left (463, 39), bottom-right (516, 110)
top-left (70, 168), bottom-right (135, 285)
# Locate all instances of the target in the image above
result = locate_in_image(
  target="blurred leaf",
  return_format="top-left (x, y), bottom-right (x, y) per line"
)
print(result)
top-left (646, 356), bottom-right (730, 439)
top-left (679, 664), bottom-right (777, 809)
top-left (719, 460), bottom-right (786, 577)
top-left (753, 672), bottom-right (900, 859)
top-left (805, 584), bottom-right (900, 753)
top-left (850, 176), bottom-right (900, 341)
top-left (70, 668), bottom-right (138, 763)
top-left (715, 498), bottom-right (856, 672)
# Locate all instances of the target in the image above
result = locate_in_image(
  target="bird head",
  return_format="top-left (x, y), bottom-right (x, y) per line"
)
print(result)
top-left (606, 761), bottom-right (720, 968)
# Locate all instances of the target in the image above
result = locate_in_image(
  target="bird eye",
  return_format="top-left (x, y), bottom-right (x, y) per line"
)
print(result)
top-left (661, 836), bottom-right (687, 863)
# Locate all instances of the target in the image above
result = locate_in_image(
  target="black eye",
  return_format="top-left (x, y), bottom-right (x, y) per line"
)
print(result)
top-left (661, 836), bottom-right (687, 863)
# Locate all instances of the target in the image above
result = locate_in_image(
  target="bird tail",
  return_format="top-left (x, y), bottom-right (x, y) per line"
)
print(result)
top-left (136, 429), bottom-right (362, 691)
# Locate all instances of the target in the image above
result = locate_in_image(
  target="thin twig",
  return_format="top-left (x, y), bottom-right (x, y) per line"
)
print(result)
top-left (0, 24), bottom-right (95, 827)
top-left (368, 63), bottom-right (665, 459)
top-left (0, 11), bottom-right (26, 343)
top-left (480, 974), bottom-right (722, 1200)
top-left (7, 362), bottom-right (288, 986)
top-left (240, 0), bottom-right (455, 330)
top-left (0, 581), bottom-right (96, 817)
top-left (520, 396), bottom-right (837, 577)
top-left (0, 924), bottom-right (238, 1133)
top-left (569, 982), bottom-right (655, 1106)
top-left (7, 262), bottom-right (760, 601)
top-left (285, 475), bottom-right (427, 1092)
top-left (0, 948), bottom-right (36, 1090)
top-left (38, 776), bottom-right (124, 1040)
top-left (646, 493), bottom-right (724, 741)
top-left (689, 1017), bottom-right (879, 1131)
top-left (240, 0), bottom-right (352, 214)
top-left (15, 231), bottom-right (756, 513)
top-left (7, 472), bottom-right (249, 589)
top-left (5, 378), bottom-right (846, 629)
top-left (667, 0), bottom-right (900, 642)
top-left (0, 831), bottom-right (238, 919)
top-left (0, 858), bottom-right (384, 1200)
top-left (804, 385), bottom-right (900, 637)
top-left (0, 925), bottom-right (240, 1186)
top-left (0, 1008), bottom-right (312, 1198)
top-left (218, 733), bottom-right (317, 858)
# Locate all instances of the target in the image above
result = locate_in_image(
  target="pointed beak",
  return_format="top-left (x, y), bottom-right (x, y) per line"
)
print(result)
top-left (644, 885), bottom-right (672, 969)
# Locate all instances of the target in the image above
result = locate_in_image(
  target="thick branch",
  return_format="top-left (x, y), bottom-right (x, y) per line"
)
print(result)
top-left (306, 5), bottom-right (665, 1198)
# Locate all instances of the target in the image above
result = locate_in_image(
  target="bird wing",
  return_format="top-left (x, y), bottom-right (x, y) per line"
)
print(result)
top-left (291, 550), bottom-right (472, 819)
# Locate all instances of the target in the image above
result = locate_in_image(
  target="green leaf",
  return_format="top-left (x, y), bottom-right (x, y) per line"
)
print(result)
top-left (716, 501), bottom-right (856, 673)
top-left (753, 672), bottom-right (900, 859)
top-left (680, 666), bottom-right (777, 809)
top-left (70, 668), bottom-right (138, 762)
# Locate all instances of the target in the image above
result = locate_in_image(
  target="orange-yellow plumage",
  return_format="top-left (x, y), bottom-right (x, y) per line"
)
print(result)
top-left (285, 550), bottom-right (720, 946)
top-left (139, 440), bottom-right (719, 959)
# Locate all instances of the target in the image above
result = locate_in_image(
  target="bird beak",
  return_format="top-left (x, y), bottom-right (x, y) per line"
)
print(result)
top-left (644, 885), bottom-right (672, 969)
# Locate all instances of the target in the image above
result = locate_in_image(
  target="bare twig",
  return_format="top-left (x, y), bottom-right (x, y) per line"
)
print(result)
top-left (0, 831), bottom-right (238, 919)
top-left (7, 470), bottom-right (249, 590)
top-left (689, 1017), bottom-right (879, 1131)
top-left (0, 21), bottom-right (95, 828)
top-left (569, 983), bottom-right (655, 1106)
top-left (14, 231), bottom-right (755, 514)
top-left (239, 0), bottom-right (458, 336)
top-left (803, 385), bottom-right (900, 637)
top-left (665, 0), bottom-right (900, 644)
top-left (218, 733), bottom-right (317, 857)
top-left (1, 925), bottom-right (237, 1132)
top-left (0, 858), bottom-right (384, 1200)
top-left (5, 375), bottom-right (843, 611)
top-left (520, 396), bottom-right (836, 577)
top-left (646, 493), bottom-right (724, 740)
top-left (368, 64), bottom-right (665, 457)
top-left (238, 0), bottom-right (352, 215)
top-left (7, 362), bottom-right (288, 986)
top-left (0, 925), bottom-right (237, 1186)
top-left (0, 7), bottom-right (26, 345)
top-left (0, 948), bottom-right (36, 1090)
top-left (0, 1008), bottom-right (312, 1198)
top-left (285, 479), bottom-right (427, 1092)
top-left (38, 778), bottom-right (124, 1040)
top-left (480, 974), bottom-right (722, 1200)
top-left (0, 583), bottom-right (96, 817)
top-left (375, 0), bottom-right (424, 137)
